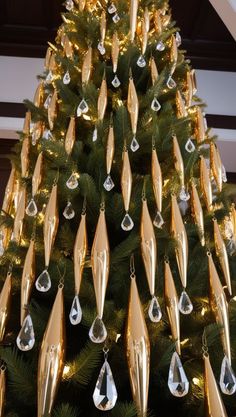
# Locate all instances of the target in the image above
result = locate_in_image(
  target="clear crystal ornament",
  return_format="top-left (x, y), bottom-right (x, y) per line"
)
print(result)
top-left (44, 94), bottom-right (52, 109)
top-left (112, 13), bottom-right (120, 23)
top-left (0, 232), bottom-right (4, 257)
top-left (185, 138), bottom-right (195, 153)
top-left (121, 213), bottom-right (134, 231)
top-left (137, 55), bottom-right (146, 68)
top-left (179, 187), bottom-right (190, 202)
top-left (35, 269), bottom-right (51, 292)
top-left (93, 360), bottom-right (118, 410)
top-left (156, 40), bottom-right (165, 51)
top-left (153, 211), bottom-right (164, 228)
top-left (178, 291), bottom-right (193, 315)
top-left (108, 3), bottom-right (117, 13)
top-left (46, 70), bottom-right (53, 84)
top-left (98, 41), bottom-right (106, 55)
top-left (16, 314), bottom-right (35, 351)
top-left (31, 131), bottom-right (37, 146)
top-left (151, 97), bottom-right (161, 112)
top-left (148, 296), bottom-right (162, 322)
top-left (63, 201), bottom-right (75, 219)
top-left (63, 70), bottom-right (71, 85)
top-left (176, 32), bottom-right (182, 47)
top-left (26, 198), bottom-right (38, 217)
top-left (65, 0), bottom-right (74, 11)
top-left (167, 76), bottom-right (176, 89)
top-left (93, 127), bottom-right (98, 142)
top-left (69, 295), bottom-right (82, 325)
top-left (168, 352), bottom-right (189, 397)
top-left (89, 316), bottom-right (107, 343)
top-left (66, 173), bottom-right (79, 190)
top-left (130, 136), bottom-right (140, 152)
top-left (220, 355), bottom-right (236, 395)
top-left (103, 175), bottom-right (115, 191)
top-left (112, 74), bottom-right (121, 88)
top-left (222, 165), bottom-right (227, 183)
top-left (43, 129), bottom-right (53, 140)
top-left (77, 99), bottom-right (89, 116)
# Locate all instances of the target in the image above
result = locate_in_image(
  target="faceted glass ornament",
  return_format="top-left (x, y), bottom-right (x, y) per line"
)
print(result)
top-left (112, 75), bottom-right (121, 88)
top-left (121, 213), bottom-right (134, 231)
top-left (185, 138), bottom-right (195, 153)
top-left (46, 70), bottom-right (53, 84)
top-left (130, 136), bottom-right (140, 152)
top-left (167, 76), bottom-right (176, 89)
top-left (93, 127), bottom-right (98, 142)
top-left (26, 198), bottom-right (38, 217)
top-left (108, 3), bottom-right (117, 13)
top-left (220, 356), bottom-right (236, 395)
top-left (16, 314), bottom-right (35, 351)
top-left (137, 55), bottom-right (146, 68)
top-left (178, 291), bottom-right (193, 315)
top-left (63, 70), bottom-right (71, 85)
top-left (222, 165), bottom-right (227, 183)
top-left (148, 296), bottom-right (162, 322)
top-left (151, 97), bottom-right (161, 112)
top-left (156, 40), bottom-right (165, 51)
top-left (103, 175), bottom-right (115, 192)
top-left (65, 0), bottom-right (74, 11)
top-left (77, 99), bottom-right (89, 117)
top-left (44, 94), bottom-right (52, 109)
top-left (43, 129), bottom-right (53, 140)
top-left (35, 269), bottom-right (51, 292)
top-left (176, 31), bottom-right (182, 47)
top-left (66, 173), bottom-right (79, 190)
top-left (63, 201), bottom-right (75, 219)
top-left (112, 13), bottom-right (120, 23)
top-left (168, 352), bottom-right (189, 397)
top-left (179, 187), bottom-right (190, 202)
top-left (89, 316), bottom-right (107, 343)
top-left (153, 211), bottom-right (164, 228)
top-left (0, 233), bottom-right (4, 257)
top-left (69, 295), bottom-right (82, 325)
top-left (93, 360), bottom-right (118, 411)
top-left (98, 41), bottom-right (106, 55)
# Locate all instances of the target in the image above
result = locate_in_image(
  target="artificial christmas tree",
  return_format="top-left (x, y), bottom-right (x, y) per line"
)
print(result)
top-left (0, 0), bottom-right (236, 416)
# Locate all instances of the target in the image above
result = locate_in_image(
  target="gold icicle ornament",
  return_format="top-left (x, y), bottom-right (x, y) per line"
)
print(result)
top-left (49, 53), bottom-right (57, 72)
top-left (213, 218), bottom-right (232, 296)
top-left (0, 272), bottom-right (12, 342)
top-left (164, 260), bottom-right (180, 355)
top-left (20, 240), bottom-right (35, 326)
top-left (0, 366), bottom-right (6, 416)
top-left (173, 135), bottom-right (184, 188)
top-left (141, 199), bottom-right (157, 296)
top-left (44, 184), bottom-right (59, 268)
top-left (32, 152), bottom-right (43, 198)
top-left (44, 47), bottom-right (52, 70)
top-left (150, 57), bottom-right (158, 85)
top-left (91, 207), bottom-right (110, 319)
top-left (204, 354), bottom-right (228, 417)
top-left (130, 0), bottom-right (138, 41)
top-left (190, 69), bottom-right (197, 95)
top-left (111, 32), bottom-right (119, 74)
top-left (23, 111), bottom-right (31, 135)
top-left (151, 147), bottom-right (164, 228)
top-left (100, 10), bottom-right (106, 44)
top-left (153, 9), bottom-right (162, 35)
top-left (200, 156), bottom-right (212, 212)
top-left (210, 142), bottom-right (223, 192)
top-left (78, 0), bottom-right (86, 11)
top-left (185, 71), bottom-right (193, 107)
top-left (2, 166), bottom-right (15, 214)
top-left (64, 35), bottom-right (74, 59)
top-left (191, 182), bottom-right (205, 246)
top-left (170, 34), bottom-right (178, 74)
top-left (74, 212), bottom-right (87, 295)
top-left (106, 124), bottom-right (115, 176)
top-left (141, 18), bottom-right (148, 55)
top-left (121, 149), bottom-right (132, 213)
top-left (175, 90), bottom-right (187, 118)
top-left (21, 136), bottom-right (30, 178)
top-left (195, 106), bottom-right (205, 143)
top-left (126, 276), bottom-right (150, 417)
top-left (32, 121), bottom-right (44, 146)
top-left (208, 252), bottom-right (231, 364)
top-left (34, 82), bottom-right (44, 107)
top-left (82, 46), bottom-right (92, 85)
top-left (127, 75), bottom-right (139, 136)
top-left (48, 89), bottom-right (58, 131)
top-left (65, 117), bottom-right (76, 156)
top-left (171, 194), bottom-right (188, 288)
top-left (13, 187), bottom-right (26, 244)
top-left (38, 286), bottom-right (65, 417)
top-left (144, 7), bottom-right (150, 32)
top-left (97, 77), bottom-right (107, 122)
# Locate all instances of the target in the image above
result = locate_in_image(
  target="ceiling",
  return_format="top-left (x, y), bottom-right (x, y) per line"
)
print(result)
top-left (0, 0), bottom-right (236, 70)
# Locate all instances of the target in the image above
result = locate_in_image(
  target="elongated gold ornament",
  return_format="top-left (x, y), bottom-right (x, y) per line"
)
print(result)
top-left (126, 276), bottom-right (150, 417)
top-left (21, 136), bottom-right (30, 178)
top-left (0, 366), bottom-right (6, 416)
top-left (32, 121), bottom-right (44, 145)
top-left (164, 260), bottom-right (180, 355)
top-left (185, 71), bottom-right (193, 107)
top-left (150, 57), bottom-right (158, 85)
top-left (200, 156), bottom-right (212, 212)
top-left (121, 149), bottom-right (132, 213)
top-left (23, 111), bottom-right (31, 135)
top-left (106, 124), bottom-right (115, 175)
top-left (190, 69), bottom-right (197, 95)
top-left (49, 53), bottom-right (57, 72)
top-left (48, 89), bottom-right (58, 131)
top-left (82, 47), bottom-right (92, 85)
top-left (141, 19), bottom-right (148, 55)
top-left (191, 183), bottom-right (205, 246)
top-left (208, 252), bottom-right (231, 364)
top-left (44, 184), bottom-right (59, 268)
top-left (162, 14), bottom-right (171, 27)
top-left (176, 90), bottom-right (187, 118)
top-left (144, 8), bottom-right (150, 32)
top-left (204, 354), bottom-right (228, 417)
top-left (195, 107), bottom-right (205, 143)
top-left (64, 35), bottom-right (73, 59)
top-left (171, 194), bottom-right (188, 288)
top-left (151, 148), bottom-right (164, 227)
top-left (13, 179), bottom-right (21, 212)
top-left (173, 135), bottom-right (184, 187)
top-left (130, 0), bottom-right (138, 41)
top-left (112, 32), bottom-right (119, 74)
top-left (38, 286), bottom-right (65, 417)
top-left (13, 187), bottom-right (26, 244)
top-left (32, 152), bottom-right (43, 198)
top-left (21, 239), bottom-right (35, 325)
top-left (141, 199), bottom-right (157, 296)
top-left (65, 117), bottom-right (76, 156)
top-left (210, 142), bottom-right (222, 192)
top-left (170, 34), bottom-right (178, 73)
top-left (74, 213), bottom-right (87, 295)
top-left (44, 47), bottom-right (52, 70)
top-left (154, 9), bottom-right (162, 35)
top-left (127, 76), bottom-right (139, 136)
top-left (34, 82), bottom-right (44, 107)
top-left (213, 219), bottom-right (232, 296)
top-left (0, 272), bottom-right (12, 342)
top-left (100, 10), bottom-right (106, 43)
top-left (2, 166), bottom-right (15, 213)
top-left (97, 77), bottom-right (107, 122)
top-left (79, 0), bottom-right (86, 11)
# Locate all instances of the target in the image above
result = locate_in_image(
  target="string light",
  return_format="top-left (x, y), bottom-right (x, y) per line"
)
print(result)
top-left (62, 365), bottom-right (71, 378)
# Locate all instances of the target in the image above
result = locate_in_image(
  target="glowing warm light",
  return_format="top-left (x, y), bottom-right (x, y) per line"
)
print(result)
top-left (192, 377), bottom-right (200, 386)
top-left (201, 307), bottom-right (207, 316)
top-left (180, 338), bottom-right (189, 346)
top-left (83, 114), bottom-right (92, 121)
top-left (116, 333), bottom-right (121, 343)
top-left (117, 99), bottom-right (123, 107)
top-left (63, 365), bottom-right (71, 377)
top-left (233, 296), bottom-right (236, 302)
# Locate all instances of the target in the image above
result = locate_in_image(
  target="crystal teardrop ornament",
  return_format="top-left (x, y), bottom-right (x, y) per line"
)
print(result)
top-left (69, 295), bottom-right (82, 325)
top-left (46, 71), bottom-right (53, 84)
top-left (222, 165), bottom-right (227, 183)
top-left (185, 138), bottom-right (195, 153)
top-left (156, 40), bottom-right (165, 51)
top-left (65, 0), bottom-right (74, 11)
top-left (112, 74), bottom-right (121, 88)
top-left (148, 296), bottom-right (162, 322)
top-left (220, 356), bottom-right (236, 395)
top-left (167, 76), bottom-right (176, 89)
top-left (176, 32), bottom-right (182, 47)
top-left (121, 213), bottom-right (134, 231)
top-left (93, 127), bottom-right (98, 142)
top-left (77, 99), bottom-right (89, 116)
top-left (26, 198), bottom-right (38, 217)
top-left (103, 175), bottom-right (115, 191)
top-left (63, 70), bottom-right (71, 85)
top-left (93, 360), bottom-right (118, 411)
top-left (63, 201), bottom-right (75, 219)
top-left (35, 269), bottom-right (51, 292)
top-left (178, 291), bottom-right (193, 315)
top-left (153, 211), bottom-right (164, 228)
top-left (0, 233), bottom-right (4, 257)
top-left (151, 97), bottom-right (161, 112)
top-left (112, 13), bottom-right (120, 23)
top-left (108, 3), bottom-right (117, 13)
top-left (98, 42), bottom-right (106, 55)
top-left (89, 316), bottom-right (107, 343)
top-left (16, 314), bottom-right (35, 351)
top-left (66, 173), bottom-right (79, 190)
top-left (179, 187), bottom-right (190, 202)
top-left (43, 129), bottom-right (53, 140)
top-left (44, 94), bottom-right (52, 109)
top-left (130, 137), bottom-right (140, 152)
top-left (137, 55), bottom-right (146, 68)
top-left (168, 352), bottom-right (189, 397)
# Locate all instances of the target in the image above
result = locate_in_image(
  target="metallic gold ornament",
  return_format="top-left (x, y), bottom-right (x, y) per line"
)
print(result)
top-left (106, 124), bottom-right (115, 175)
top-left (126, 276), bottom-right (150, 417)
top-left (65, 117), bottom-right (76, 156)
top-left (162, 14), bottom-right (171, 27)
top-left (204, 354), bottom-right (228, 417)
top-left (190, 69), bottom-right (197, 95)
top-left (191, 182), bottom-right (205, 246)
top-left (171, 194), bottom-right (188, 288)
top-left (38, 286), bottom-right (65, 417)
top-left (164, 260), bottom-right (180, 355)
top-left (100, 10), bottom-right (106, 43)
top-left (34, 82), bottom-right (44, 107)
top-left (195, 107), bottom-right (205, 143)
top-left (127, 76), bottom-right (139, 136)
top-left (21, 239), bottom-right (35, 325)
top-left (32, 121), bottom-right (44, 145)
top-left (13, 187), bottom-right (26, 244)
top-left (32, 152), bottom-right (43, 198)
top-left (144, 7), bottom-right (150, 32)
top-left (208, 252), bottom-right (231, 364)
top-left (175, 90), bottom-right (187, 118)
top-left (74, 213), bottom-right (87, 295)
top-left (121, 149), bottom-right (132, 212)
top-left (210, 143), bottom-right (222, 192)
top-left (170, 34), bottom-right (178, 73)
top-left (82, 46), bottom-right (92, 85)
top-left (44, 184), bottom-right (59, 268)
top-left (200, 156), bottom-right (212, 212)
top-left (13, 178), bottom-right (21, 212)
top-left (150, 57), bottom-right (158, 85)
top-left (97, 77), bottom-right (107, 122)
top-left (64, 35), bottom-right (74, 59)
top-left (152, 148), bottom-right (162, 213)
top-left (111, 32), bottom-right (119, 73)
top-left (49, 53), bottom-right (57, 72)
top-left (141, 19), bottom-right (148, 55)
top-left (0, 366), bottom-right (6, 416)
top-left (130, 0), bottom-right (138, 41)
top-left (91, 208), bottom-right (110, 319)
top-left (185, 71), bottom-right (193, 107)
top-left (21, 136), bottom-right (30, 178)
top-left (230, 204), bottom-right (236, 240)
top-left (79, 0), bottom-right (86, 11)
top-left (48, 89), bottom-right (58, 131)
top-left (2, 166), bottom-right (15, 214)
top-left (173, 135), bottom-right (184, 188)
top-left (141, 199), bottom-right (157, 296)
top-left (23, 111), bottom-right (31, 135)
top-left (213, 219), bottom-right (232, 296)
top-left (0, 272), bottom-right (12, 342)
top-left (153, 9), bottom-right (162, 35)
top-left (44, 47), bottom-right (52, 70)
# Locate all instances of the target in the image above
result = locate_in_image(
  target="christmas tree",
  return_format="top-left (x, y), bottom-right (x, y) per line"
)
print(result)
top-left (0, 0), bottom-right (236, 416)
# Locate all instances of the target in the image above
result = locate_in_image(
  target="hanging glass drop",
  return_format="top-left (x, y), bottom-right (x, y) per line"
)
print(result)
top-left (108, 3), bottom-right (117, 14)
top-left (179, 187), bottom-right (190, 202)
top-left (121, 213), bottom-right (134, 231)
top-left (178, 291), bottom-right (193, 315)
top-left (168, 352), bottom-right (189, 397)
top-left (46, 71), bottom-right (53, 84)
top-left (151, 97), bottom-right (161, 112)
top-left (167, 76), bottom-right (176, 89)
top-left (89, 316), bottom-right (107, 343)
top-left (98, 42), bottom-right (106, 55)
top-left (156, 40), bottom-right (165, 51)
top-left (63, 201), bottom-right (75, 219)
top-left (65, 0), bottom-right (74, 11)
top-left (77, 99), bottom-right (89, 116)
top-left (93, 127), bottom-right (98, 142)
top-left (66, 173), bottom-right (79, 190)
top-left (0, 232), bottom-right (4, 257)
top-left (69, 295), bottom-right (82, 325)
top-left (93, 360), bottom-right (118, 411)
top-left (112, 74), bottom-right (121, 88)
top-left (148, 296), bottom-right (162, 322)
top-left (44, 94), bottom-right (52, 109)
top-left (103, 175), bottom-right (115, 192)
top-left (112, 13), bottom-right (120, 23)
top-left (220, 355), bottom-right (236, 395)
top-left (63, 70), bottom-right (71, 85)
top-left (26, 198), bottom-right (38, 217)
top-left (153, 211), bottom-right (164, 228)
top-left (137, 55), bottom-right (146, 68)
top-left (35, 269), bottom-right (51, 292)
top-left (16, 314), bottom-right (35, 351)
top-left (185, 138), bottom-right (195, 153)
top-left (130, 137), bottom-right (140, 152)
top-left (222, 165), bottom-right (227, 183)
top-left (43, 129), bottom-right (52, 140)
top-left (176, 32), bottom-right (182, 47)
